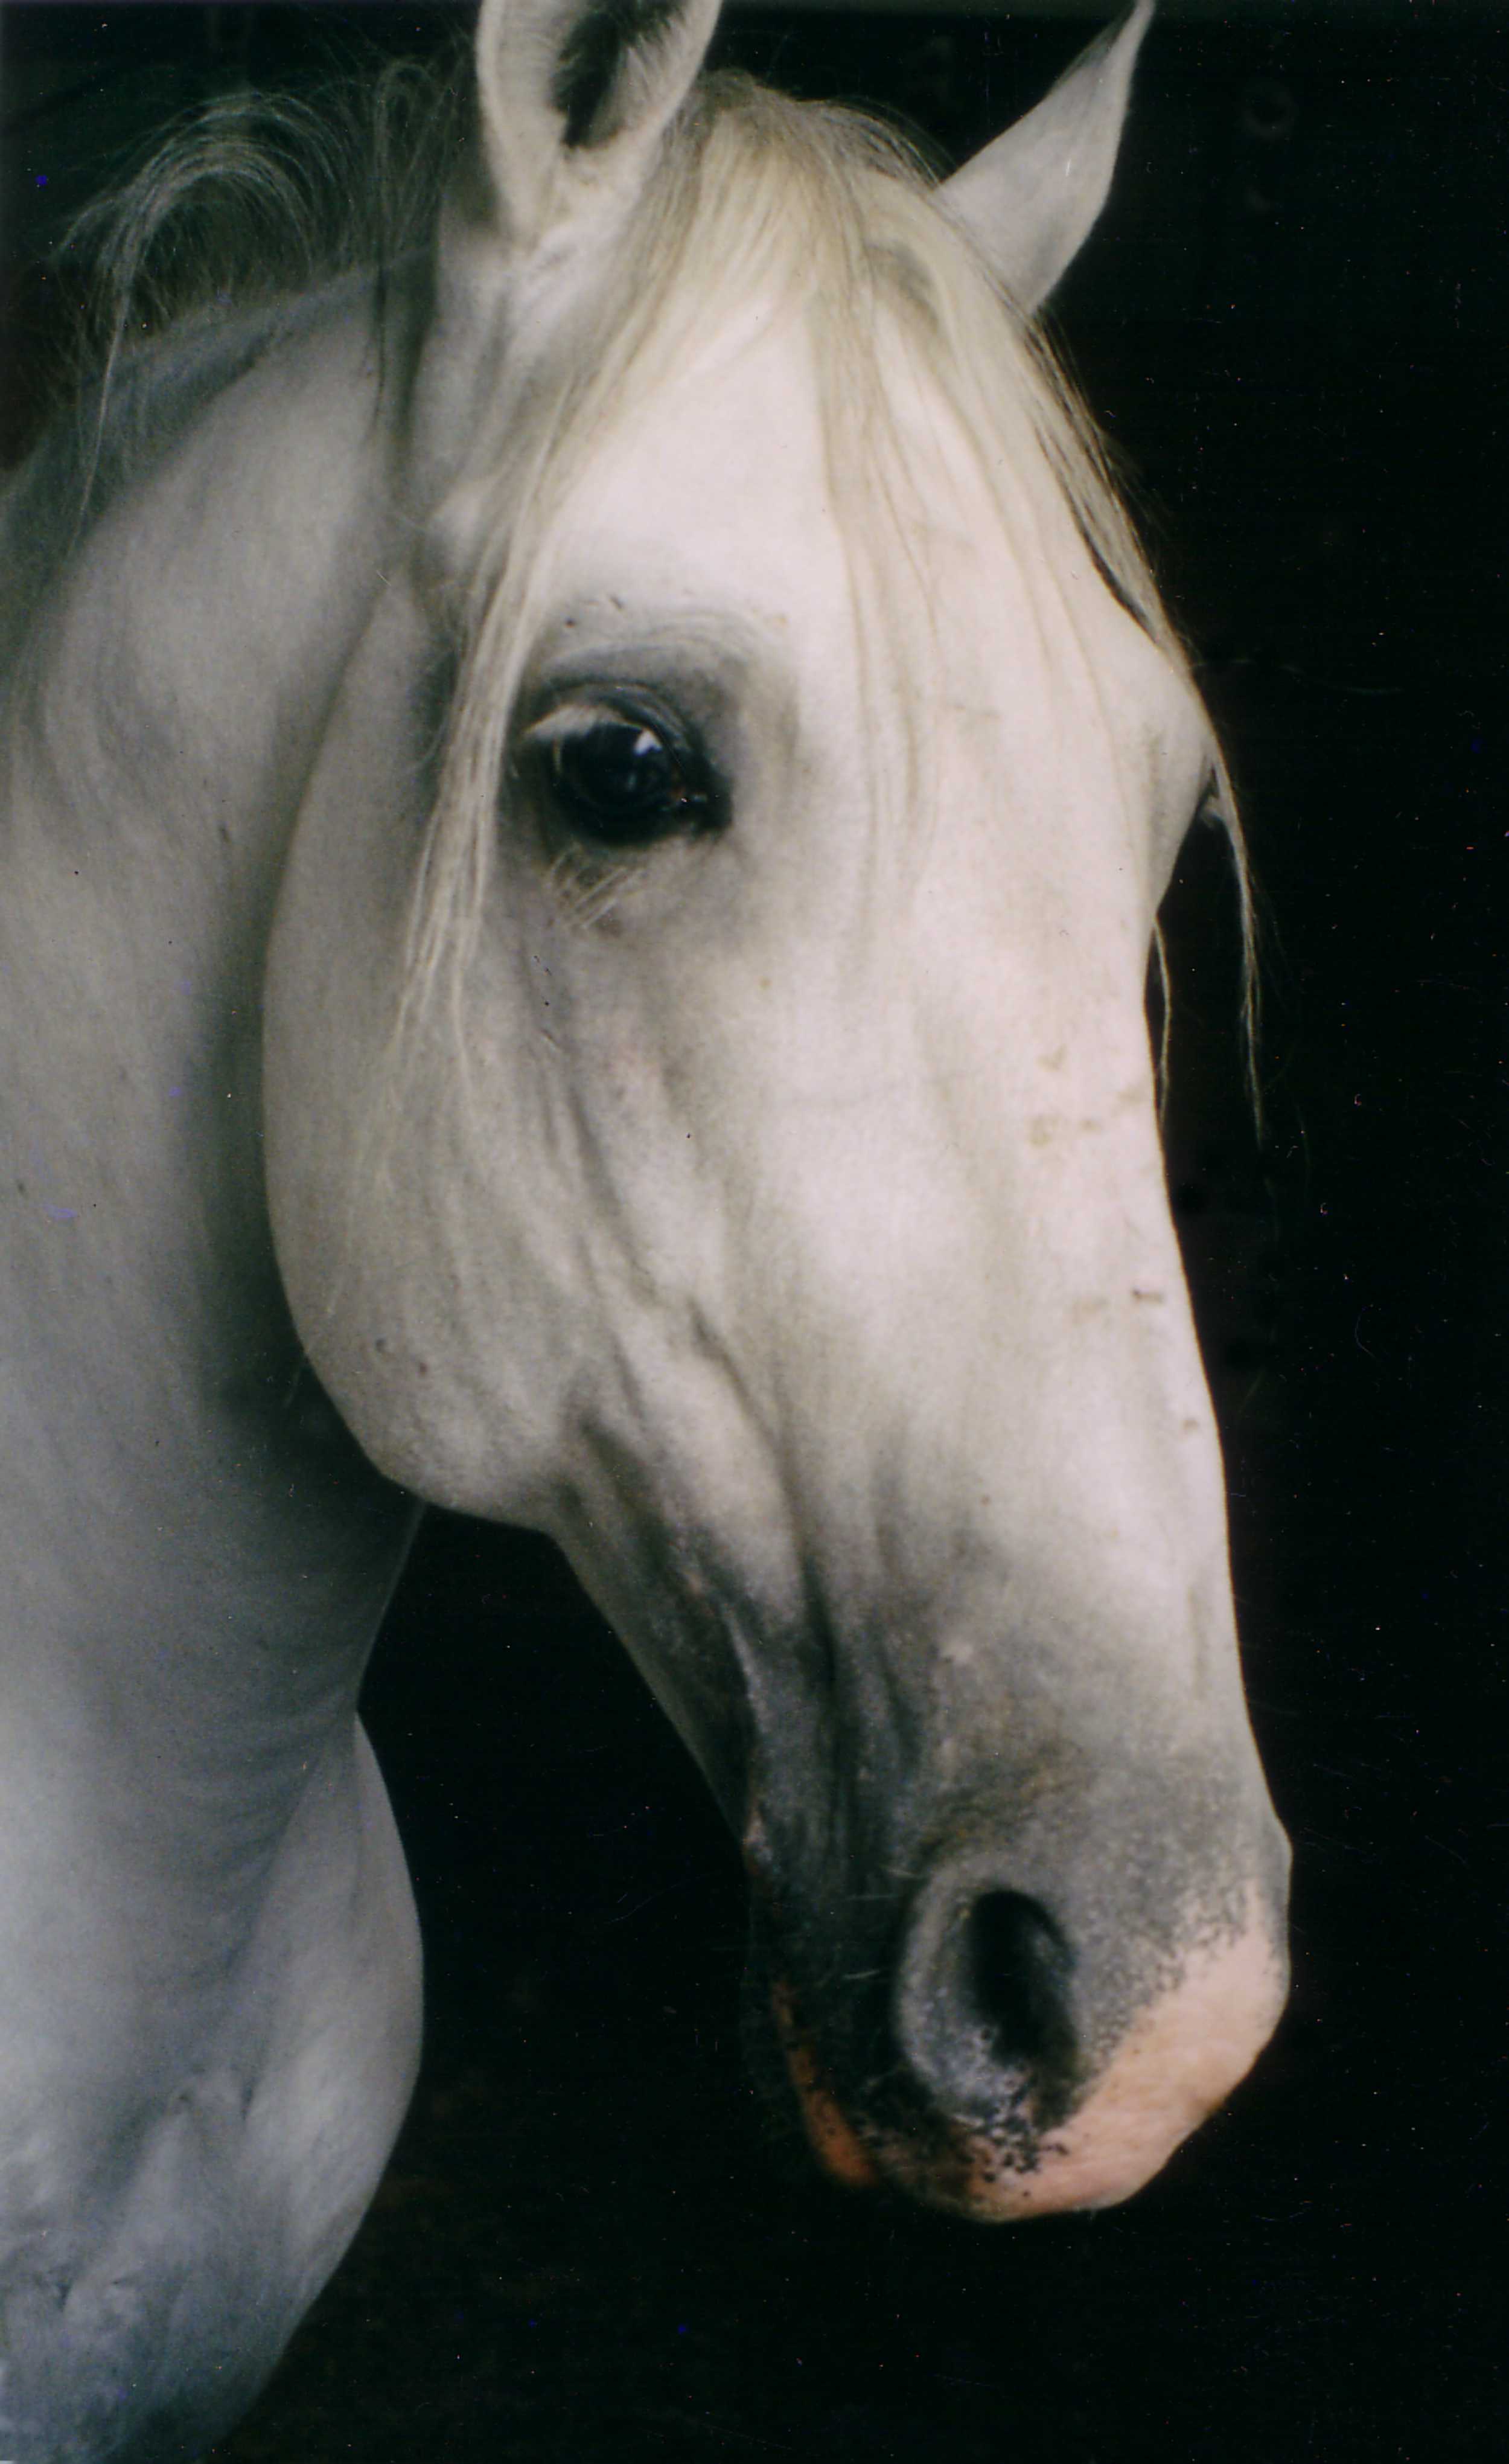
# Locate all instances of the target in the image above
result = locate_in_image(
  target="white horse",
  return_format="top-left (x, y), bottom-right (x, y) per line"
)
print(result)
top-left (0, 4), bottom-right (1289, 2456)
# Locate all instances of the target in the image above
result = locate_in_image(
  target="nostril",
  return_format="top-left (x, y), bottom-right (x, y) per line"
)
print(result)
top-left (898, 1874), bottom-right (1086, 2134)
top-left (963, 1891), bottom-right (1077, 2084)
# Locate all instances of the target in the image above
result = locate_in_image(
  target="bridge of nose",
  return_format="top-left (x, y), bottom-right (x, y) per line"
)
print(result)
top-left (724, 1052), bottom-right (1221, 1643)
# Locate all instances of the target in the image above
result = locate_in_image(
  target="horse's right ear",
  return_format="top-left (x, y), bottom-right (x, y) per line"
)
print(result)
top-left (469, 0), bottom-right (720, 258)
top-left (940, 0), bottom-right (1153, 311)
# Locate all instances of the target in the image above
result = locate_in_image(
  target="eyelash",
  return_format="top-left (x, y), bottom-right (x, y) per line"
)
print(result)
top-left (541, 840), bottom-right (637, 926)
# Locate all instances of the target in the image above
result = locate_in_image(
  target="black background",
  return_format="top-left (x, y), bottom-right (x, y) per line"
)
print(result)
top-left (2, 7), bottom-right (1504, 2459)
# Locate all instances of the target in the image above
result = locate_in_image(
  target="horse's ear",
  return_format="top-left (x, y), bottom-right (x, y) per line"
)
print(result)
top-left (470, 0), bottom-right (721, 256)
top-left (940, 0), bottom-right (1153, 312)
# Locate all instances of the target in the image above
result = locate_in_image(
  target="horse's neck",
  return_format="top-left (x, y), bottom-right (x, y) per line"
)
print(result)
top-left (0, 283), bottom-right (418, 1842)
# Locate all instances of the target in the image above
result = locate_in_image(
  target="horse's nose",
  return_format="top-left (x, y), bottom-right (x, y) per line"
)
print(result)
top-left (892, 1860), bottom-right (1287, 2218)
top-left (898, 1879), bottom-right (1082, 2128)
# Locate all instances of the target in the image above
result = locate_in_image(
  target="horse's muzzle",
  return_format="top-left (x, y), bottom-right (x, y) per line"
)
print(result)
top-left (762, 1841), bottom-right (1289, 2221)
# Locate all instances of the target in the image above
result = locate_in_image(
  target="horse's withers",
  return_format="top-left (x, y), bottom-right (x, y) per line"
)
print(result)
top-left (266, 0), bottom-right (1288, 2227)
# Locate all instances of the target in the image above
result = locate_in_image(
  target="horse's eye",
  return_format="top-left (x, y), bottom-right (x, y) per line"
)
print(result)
top-left (527, 704), bottom-right (713, 849)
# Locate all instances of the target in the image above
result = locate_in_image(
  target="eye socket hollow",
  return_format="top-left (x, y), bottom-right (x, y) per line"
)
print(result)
top-left (518, 698), bottom-right (717, 851)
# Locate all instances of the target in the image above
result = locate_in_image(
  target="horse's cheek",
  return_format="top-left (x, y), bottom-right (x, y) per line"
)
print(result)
top-left (260, 606), bottom-right (469, 1488)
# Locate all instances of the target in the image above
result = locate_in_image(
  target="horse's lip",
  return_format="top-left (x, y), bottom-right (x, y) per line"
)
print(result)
top-left (769, 1977), bottom-right (880, 2192)
top-left (768, 1977), bottom-right (1074, 2217)
top-left (744, 1813), bottom-right (882, 2192)
top-left (766, 1975), bottom-right (1037, 2214)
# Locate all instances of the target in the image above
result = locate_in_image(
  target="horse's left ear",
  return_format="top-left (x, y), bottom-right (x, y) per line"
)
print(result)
top-left (471, 0), bottom-right (721, 258)
top-left (940, 0), bottom-right (1153, 311)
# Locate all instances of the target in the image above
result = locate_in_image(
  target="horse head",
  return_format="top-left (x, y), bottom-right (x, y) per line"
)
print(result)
top-left (266, 0), bottom-right (1289, 2221)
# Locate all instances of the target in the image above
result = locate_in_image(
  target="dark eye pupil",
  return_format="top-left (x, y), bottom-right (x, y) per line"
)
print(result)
top-left (549, 719), bottom-right (703, 845)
